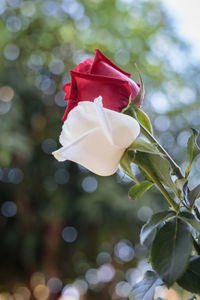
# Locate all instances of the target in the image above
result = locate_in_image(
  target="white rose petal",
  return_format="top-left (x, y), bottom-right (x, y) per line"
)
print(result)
top-left (53, 98), bottom-right (140, 176)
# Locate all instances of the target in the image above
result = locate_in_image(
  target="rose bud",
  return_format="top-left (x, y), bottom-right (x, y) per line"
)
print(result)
top-left (62, 49), bottom-right (142, 121)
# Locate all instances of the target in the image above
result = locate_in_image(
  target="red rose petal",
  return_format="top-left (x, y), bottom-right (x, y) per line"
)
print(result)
top-left (62, 49), bottom-right (143, 121)
top-left (63, 82), bottom-right (71, 100)
top-left (74, 58), bottom-right (93, 73)
top-left (91, 49), bottom-right (131, 77)
top-left (62, 71), bottom-right (132, 121)
top-left (91, 49), bottom-right (139, 101)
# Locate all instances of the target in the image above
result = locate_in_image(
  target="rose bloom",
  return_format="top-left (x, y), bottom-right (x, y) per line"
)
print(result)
top-left (62, 49), bottom-right (142, 121)
top-left (53, 49), bottom-right (141, 176)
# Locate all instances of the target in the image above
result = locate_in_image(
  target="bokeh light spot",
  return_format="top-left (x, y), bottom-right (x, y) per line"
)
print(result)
top-left (54, 91), bottom-right (67, 107)
top-left (7, 0), bottom-right (22, 8)
top-left (47, 277), bottom-right (63, 294)
top-left (0, 100), bottom-right (11, 115)
top-left (15, 287), bottom-right (31, 300)
top-left (12, 293), bottom-right (24, 300)
top-left (137, 206), bottom-right (153, 222)
top-left (30, 272), bottom-right (45, 289)
top-left (1, 201), bottom-right (17, 217)
top-left (125, 268), bottom-right (142, 285)
top-left (97, 264), bottom-right (115, 282)
top-left (74, 279), bottom-right (88, 295)
top-left (154, 116), bottom-right (170, 132)
top-left (4, 44), bottom-right (20, 61)
top-left (81, 176), bottom-right (98, 193)
top-left (42, 138), bottom-right (57, 154)
top-left (179, 87), bottom-right (196, 104)
top-left (62, 226), bottom-right (78, 243)
top-left (33, 285), bottom-right (49, 300)
top-left (0, 169), bottom-right (3, 181)
top-left (115, 281), bottom-right (132, 297)
top-left (8, 168), bottom-right (24, 184)
top-left (20, 1), bottom-right (36, 17)
top-left (96, 251), bottom-right (112, 265)
top-left (150, 92), bottom-right (170, 114)
top-left (42, 1), bottom-right (61, 17)
top-left (62, 285), bottom-right (80, 300)
top-left (85, 269), bottom-right (99, 285)
top-left (54, 168), bottom-right (70, 184)
top-left (0, 86), bottom-right (14, 102)
top-left (0, 293), bottom-right (11, 300)
top-left (62, 0), bottom-right (84, 21)
top-left (177, 130), bottom-right (191, 147)
top-left (6, 16), bottom-right (22, 32)
top-left (0, 0), bottom-right (6, 15)
top-left (49, 59), bottom-right (64, 75)
top-left (28, 53), bottom-right (45, 71)
top-left (114, 240), bottom-right (135, 262)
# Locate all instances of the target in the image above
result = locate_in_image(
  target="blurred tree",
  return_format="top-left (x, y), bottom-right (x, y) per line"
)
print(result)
top-left (0, 0), bottom-right (199, 299)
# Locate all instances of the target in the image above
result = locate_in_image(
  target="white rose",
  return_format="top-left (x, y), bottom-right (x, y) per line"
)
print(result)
top-left (52, 97), bottom-right (140, 176)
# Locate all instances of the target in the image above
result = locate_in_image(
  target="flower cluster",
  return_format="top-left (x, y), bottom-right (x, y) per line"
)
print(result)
top-left (53, 49), bottom-right (141, 175)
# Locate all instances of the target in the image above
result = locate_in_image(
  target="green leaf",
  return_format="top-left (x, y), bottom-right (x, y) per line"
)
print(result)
top-left (129, 138), bottom-right (162, 155)
top-left (120, 150), bottom-right (139, 184)
top-left (130, 271), bottom-right (163, 300)
top-left (135, 108), bottom-right (153, 134)
top-left (132, 151), bottom-right (179, 197)
top-left (129, 180), bottom-right (154, 200)
top-left (188, 183), bottom-right (200, 207)
top-left (177, 256), bottom-right (200, 294)
top-left (185, 129), bottom-right (200, 177)
top-left (140, 211), bottom-right (176, 245)
top-left (138, 166), bottom-right (154, 183)
top-left (178, 211), bottom-right (200, 233)
top-left (151, 217), bottom-right (193, 286)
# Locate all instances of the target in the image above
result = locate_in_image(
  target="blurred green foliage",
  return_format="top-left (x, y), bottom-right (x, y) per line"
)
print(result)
top-left (0, 0), bottom-right (200, 299)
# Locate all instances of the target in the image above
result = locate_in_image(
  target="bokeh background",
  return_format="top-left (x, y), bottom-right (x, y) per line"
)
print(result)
top-left (0, 0), bottom-right (200, 299)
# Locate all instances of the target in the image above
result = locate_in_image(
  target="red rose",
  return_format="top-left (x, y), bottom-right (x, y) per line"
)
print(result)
top-left (62, 49), bottom-right (142, 121)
